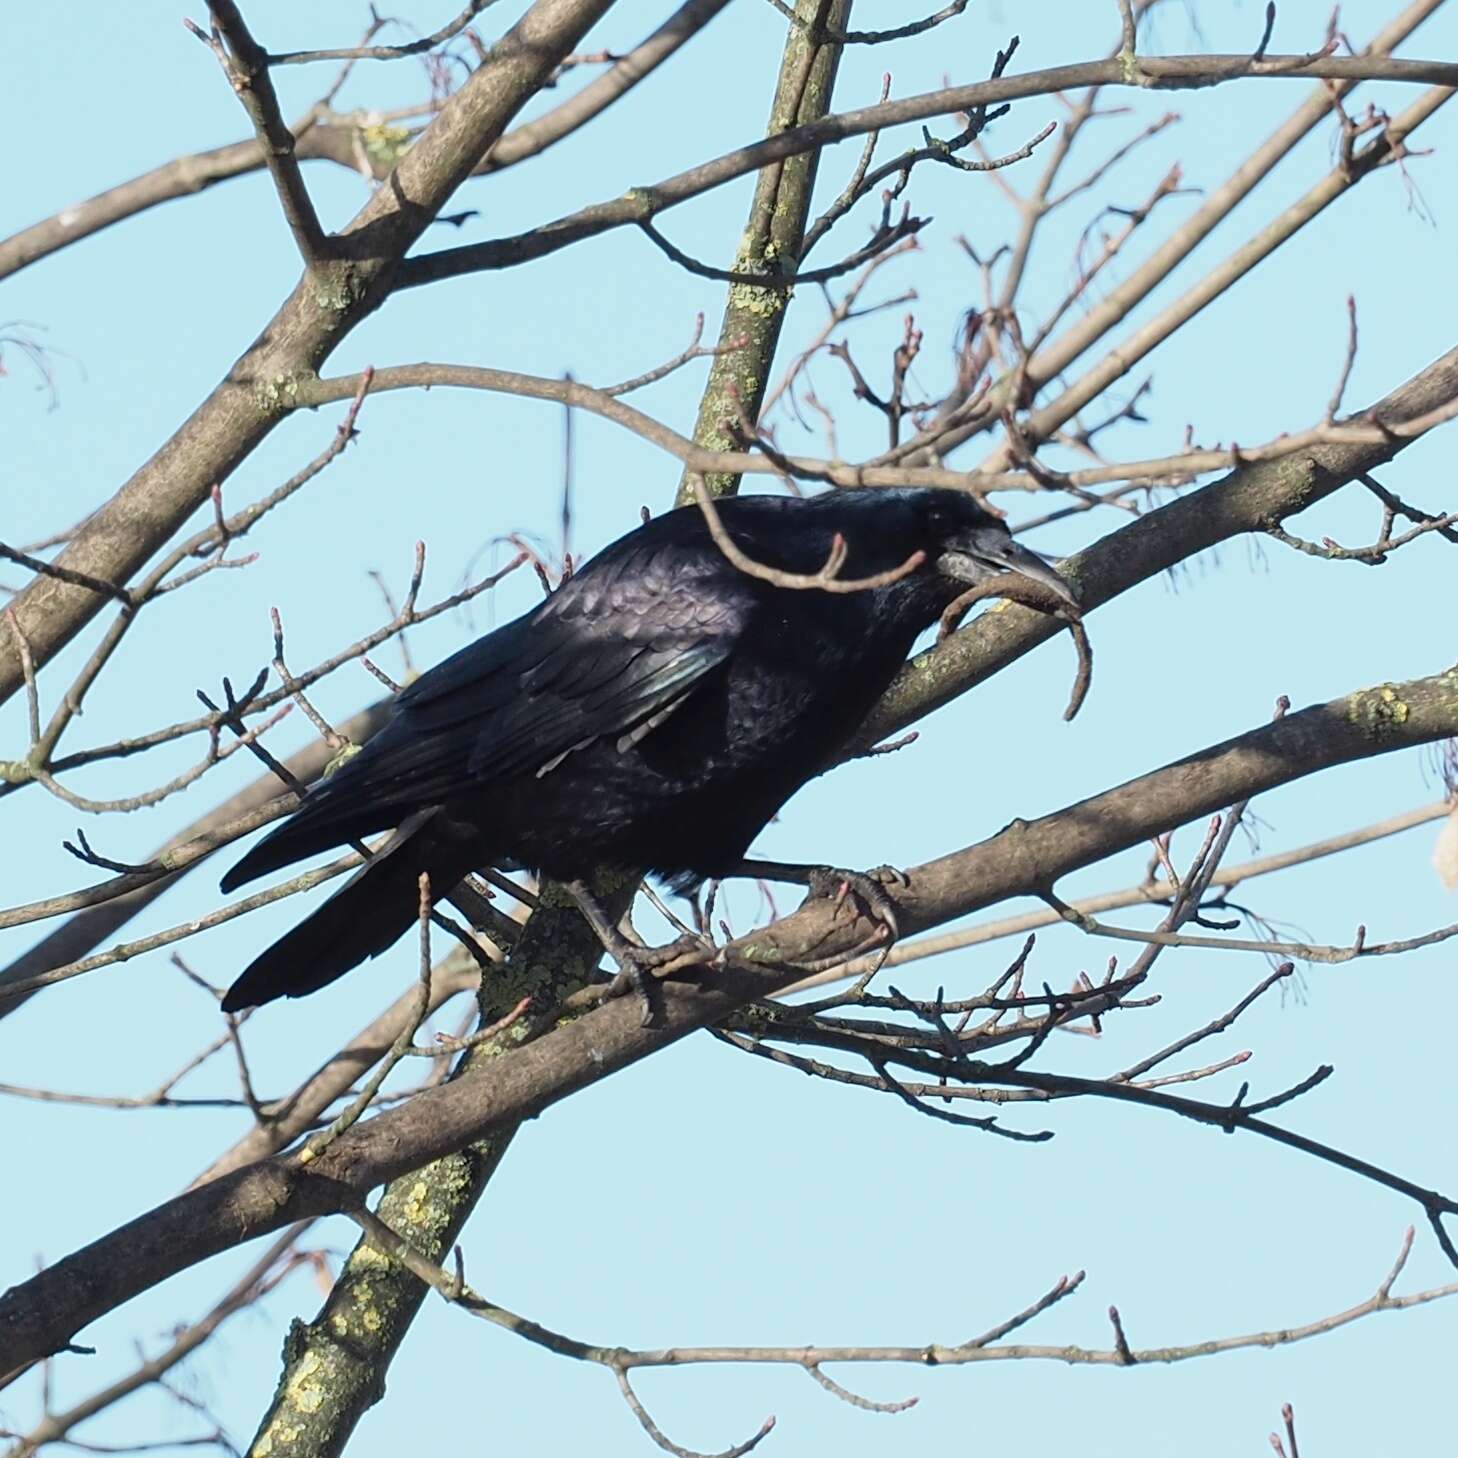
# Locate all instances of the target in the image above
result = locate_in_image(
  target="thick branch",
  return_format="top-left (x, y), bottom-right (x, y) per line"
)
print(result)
top-left (5, 660), bottom-right (1458, 1373)
top-left (0, 0), bottom-right (730, 284)
top-left (242, 877), bottom-right (629, 1458)
top-left (783, 800), bottom-right (1454, 996)
top-left (858, 341), bottom-right (1458, 743)
top-left (0, 0), bottom-right (616, 710)
top-left (675, 0), bottom-right (852, 502)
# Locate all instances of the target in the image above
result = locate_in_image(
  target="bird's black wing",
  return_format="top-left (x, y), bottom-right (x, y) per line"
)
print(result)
top-left (221, 539), bottom-right (756, 891)
top-left (390, 544), bottom-right (752, 786)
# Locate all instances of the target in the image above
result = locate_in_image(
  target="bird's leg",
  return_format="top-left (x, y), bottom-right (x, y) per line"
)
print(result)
top-left (728, 859), bottom-right (908, 944)
top-left (564, 879), bottom-right (703, 1028)
top-left (563, 878), bottom-right (657, 1024)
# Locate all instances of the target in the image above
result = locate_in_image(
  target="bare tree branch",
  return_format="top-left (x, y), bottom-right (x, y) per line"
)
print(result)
top-left (857, 341), bottom-right (1458, 745)
top-left (0, 0), bottom-right (617, 711)
top-left (186, 3), bottom-right (330, 265)
top-left (673, 0), bottom-right (854, 503)
top-left (0, 0), bottom-right (732, 284)
top-left (399, 50), bottom-right (1458, 289)
top-left (266, 1), bottom-right (500, 65)
top-left (6, 656), bottom-right (1458, 1375)
top-left (783, 800), bottom-right (1454, 996)
top-left (3, 1224), bottom-right (316, 1457)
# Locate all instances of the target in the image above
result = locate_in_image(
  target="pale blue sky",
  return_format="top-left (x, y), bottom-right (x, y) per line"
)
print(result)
top-left (3, 3), bottom-right (1457, 1455)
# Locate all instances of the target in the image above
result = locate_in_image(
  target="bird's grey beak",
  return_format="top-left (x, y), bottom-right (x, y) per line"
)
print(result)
top-left (938, 528), bottom-right (1080, 608)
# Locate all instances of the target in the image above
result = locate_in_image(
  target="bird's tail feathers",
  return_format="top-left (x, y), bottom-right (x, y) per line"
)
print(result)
top-left (221, 809), bottom-right (478, 1012)
top-left (219, 786), bottom-right (401, 894)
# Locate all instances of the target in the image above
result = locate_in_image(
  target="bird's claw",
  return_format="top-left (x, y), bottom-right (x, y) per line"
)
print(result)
top-left (803, 864), bottom-right (906, 944)
top-left (600, 932), bottom-right (712, 1027)
top-left (868, 862), bottom-right (912, 890)
top-left (602, 953), bottom-right (662, 1028)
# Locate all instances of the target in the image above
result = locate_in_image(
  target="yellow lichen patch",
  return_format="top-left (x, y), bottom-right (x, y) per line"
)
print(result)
top-left (284, 1351), bottom-right (325, 1414)
top-left (1374, 686), bottom-right (1410, 721)
top-left (312, 265), bottom-right (365, 315)
top-left (350, 1240), bottom-right (390, 1269)
top-left (486, 961), bottom-right (538, 1011)
top-left (344, 1270), bottom-right (387, 1334)
top-left (727, 283), bottom-right (788, 318)
top-left (360, 123), bottom-right (412, 169)
top-left (322, 741), bottom-right (361, 777)
top-left (1347, 683), bottom-right (1412, 734)
top-left (402, 1180), bottom-right (431, 1225)
top-left (255, 371), bottom-right (309, 413)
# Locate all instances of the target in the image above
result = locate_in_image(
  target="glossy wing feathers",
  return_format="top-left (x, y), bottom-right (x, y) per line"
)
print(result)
top-left (220, 542), bottom-right (752, 892)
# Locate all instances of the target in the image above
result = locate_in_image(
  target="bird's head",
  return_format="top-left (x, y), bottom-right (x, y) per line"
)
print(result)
top-left (914, 489), bottom-right (1079, 609)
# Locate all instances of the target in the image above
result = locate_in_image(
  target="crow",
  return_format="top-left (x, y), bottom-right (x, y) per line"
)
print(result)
top-left (219, 488), bottom-right (1075, 1014)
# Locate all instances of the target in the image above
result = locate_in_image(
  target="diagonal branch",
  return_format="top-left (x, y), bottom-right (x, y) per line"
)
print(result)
top-left (0, 0), bottom-right (732, 283)
top-left (5, 657), bottom-right (1458, 1375)
top-left (782, 799), bottom-right (1453, 996)
top-left (187, 3), bottom-right (329, 265)
top-left (0, 0), bottom-right (617, 713)
top-left (398, 51), bottom-right (1458, 289)
top-left (856, 340), bottom-right (1458, 745)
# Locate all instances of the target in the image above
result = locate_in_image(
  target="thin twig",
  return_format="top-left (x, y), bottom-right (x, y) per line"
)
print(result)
top-left (690, 477), bottom-right (925, 592)
top-left (269, 1), bottom-right (499, 65)
top-left (298, 873), bottom-right (436, 1164)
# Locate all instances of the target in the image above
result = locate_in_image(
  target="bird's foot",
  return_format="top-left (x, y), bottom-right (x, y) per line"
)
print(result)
top-left (801, 864), bottom-right (907, 944)
top-left (731, 858), bottom-right (907, 947)
top-left (600, 932), bottom-right (710, 1027)
top-left (565, 879), bottom-right (715, 1028)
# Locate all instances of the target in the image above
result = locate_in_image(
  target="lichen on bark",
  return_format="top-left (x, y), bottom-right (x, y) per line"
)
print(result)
top-left (243, 874), bottom-right (632, 1458)
top-left (676, 0), bottom-right (853, 504)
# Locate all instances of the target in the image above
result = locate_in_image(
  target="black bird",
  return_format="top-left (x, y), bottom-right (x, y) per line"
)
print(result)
top-left (219, 488), bottom-right (1075, 1013)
